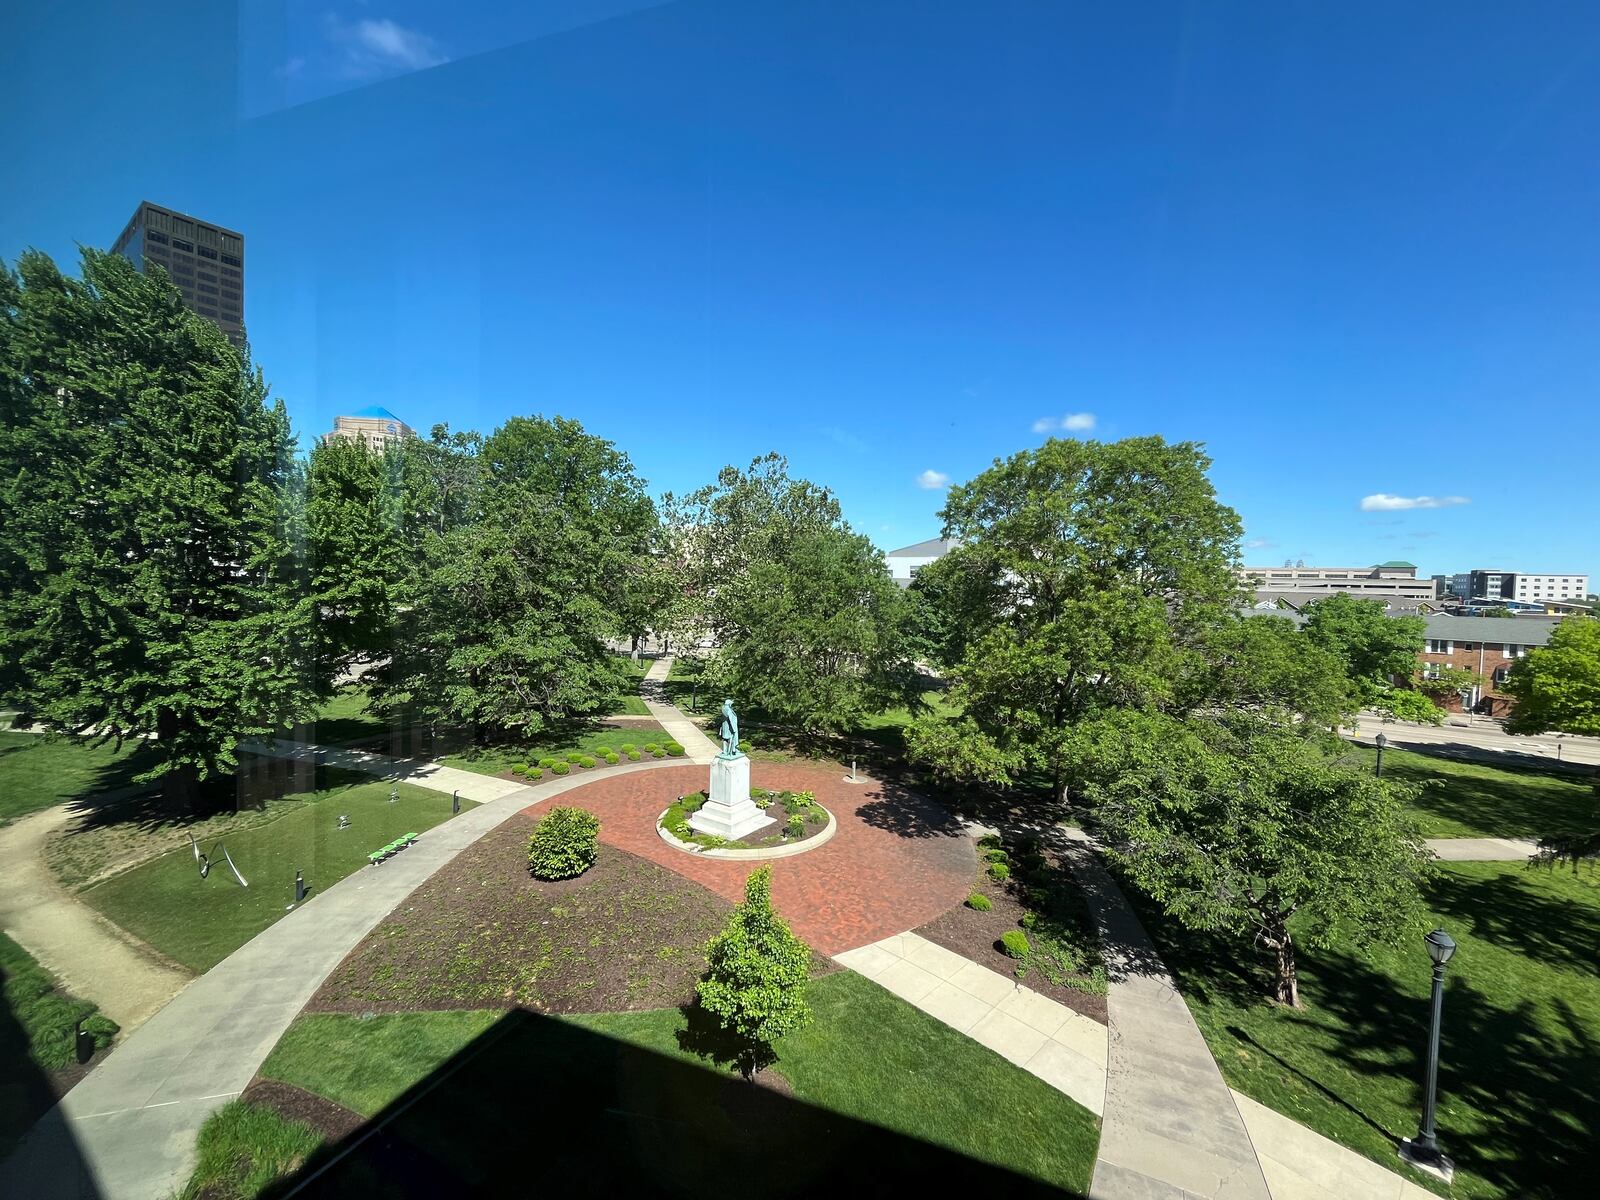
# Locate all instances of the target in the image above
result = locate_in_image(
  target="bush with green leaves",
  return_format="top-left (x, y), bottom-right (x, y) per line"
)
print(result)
top-left (785, 812), bottom-right (805, 837)
top-left (752, 791), bottom-right (773, 810)
top-left (604, 751), bottom-right (620, 765)
top-left (513, 762), bottom-right (533, 777)
top-left (697, 866), bottom-right (813, 1079)
top-left (999, 930), bottom-right (1030, 958)
top-left (966, 893), bottom-right (993, 911)
top-left (738, 739), bottom-right (752, 753)
top-left (983, 848), bottom-right (1009, 864)
top-left (644, 742), bottom-right (661, 753)
top-left (523, 766), bottom-right (543, 780)
top-left (550, 761), bottom-right (571, 776)
top-left (538, 757), bottom-right (557, 769)
top-left (977, 833), bottom-right (1003, 851)
top-left (577, 755), bottom-right (596, 768)
top-left (526, 807), bottom-right (601, 880)
top-left (987, 861), bottom-right (1011, 882)
top-left (566, 752), bottom-right (585, 764)
top-left (682, 792), bottom-right (706, 813)
top-left (626, 749), bottom-right (641, 762)
top-left (621, 743), bottom-right (637, 753)
top-left (665, 741), bottom-right (686, 757)
top-left (1371, 686), bottom-right (1446, 726)
top-left (652, 748), bottom-right (666, 758)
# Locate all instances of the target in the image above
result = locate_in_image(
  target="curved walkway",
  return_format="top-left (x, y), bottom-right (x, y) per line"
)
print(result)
top-left (531, 761), bottom-right (974, 955)
top-left (0, 804), bottom-right (190, 1032)
top-left (639, 656), bottom-right (720, 764)
top-left (0, 756), bottom-right (684, 1200)
top-left (1426, 836), bottom-right (1540, 861)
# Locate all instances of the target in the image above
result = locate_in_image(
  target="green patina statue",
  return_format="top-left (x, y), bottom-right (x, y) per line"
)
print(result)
top-left (718, 699), bottom-right (741, 758)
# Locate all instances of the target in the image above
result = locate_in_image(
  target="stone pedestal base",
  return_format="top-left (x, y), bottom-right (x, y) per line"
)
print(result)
top-left (689, 754), bottom-right (774, 841)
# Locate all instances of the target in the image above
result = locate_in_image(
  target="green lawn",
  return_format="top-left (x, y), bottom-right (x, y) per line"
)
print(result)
top-left (0, 731), bottom-right (165, 825)
top-left (1147, 862), bottom-right (1600, 1199)
top-left (179, 1100), bottom-right (323, 1200)
top-left (603, 653), bottom-right (651, 715)
top-left (1, 932), bottom-right (118, 1157)
top-left (255, 971), bottom-right (1098, 1196)
top-left (79, 778), bottom-right (474, 972)
top-left (1338, 743), bottom-right (1598, 840)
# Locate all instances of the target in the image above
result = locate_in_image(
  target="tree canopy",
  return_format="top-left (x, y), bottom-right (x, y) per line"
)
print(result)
top-left (906, 436), bottom-right (1244, 801)
top-left (1503, 618), bottom-right (1600, 737)
top-left (1300, 594), bottom-right (1424, 700)
top-left (0, 249), bottom-right (315, 804)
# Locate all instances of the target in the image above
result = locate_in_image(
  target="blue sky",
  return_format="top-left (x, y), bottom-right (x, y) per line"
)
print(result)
top-left (3, 1), bottom-right (1598, 577)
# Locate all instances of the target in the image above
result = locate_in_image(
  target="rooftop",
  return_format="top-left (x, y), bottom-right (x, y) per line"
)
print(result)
top-left (886, 537), bottom-right (957, 558)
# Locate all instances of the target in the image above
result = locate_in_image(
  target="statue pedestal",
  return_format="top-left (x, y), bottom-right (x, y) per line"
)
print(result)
top-left (689, 754), bottom-right (774, 841)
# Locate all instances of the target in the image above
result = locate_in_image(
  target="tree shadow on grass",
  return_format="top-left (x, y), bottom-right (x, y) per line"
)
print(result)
top-left (263, 1008), bottom-right (1082, 1198)
top-left (1427, 868), bottom-right (1600, 979)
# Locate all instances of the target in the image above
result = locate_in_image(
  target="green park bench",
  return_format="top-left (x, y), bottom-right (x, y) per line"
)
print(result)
top-left (367, 832), bottom-right (420, 866)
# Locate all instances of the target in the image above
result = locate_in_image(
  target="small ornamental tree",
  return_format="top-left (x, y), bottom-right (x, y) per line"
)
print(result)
top-left (697, 865), bottom-right (812, 1078)
top-left (1371, 686), bottom-right (1445, 725)
top-left (526, 807), bottom-right (600, 880)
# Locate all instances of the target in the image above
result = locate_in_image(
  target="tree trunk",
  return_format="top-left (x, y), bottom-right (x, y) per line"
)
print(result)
top-left (1270, 930), bottom-right (1301, 1008)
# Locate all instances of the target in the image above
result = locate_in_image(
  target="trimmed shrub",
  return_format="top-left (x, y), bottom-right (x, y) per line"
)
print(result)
top-left (737, 739), bottom-right (752, 753)
top-left (538, 757), bottom-right (557, 770)
top-left (626, 749), bottom-right (641, 762)
top-left (565, 752), bottom-right (585, 765)
top-left (652, 748), bottom-right (666, 759)
top-left (665, 741), bottom-right (685, 757)
top-left (983, 848), bottom-right (1009, 864)
top-left (620, 743), bottom-right (637, 753)
top-left (643, 742), bottom-right (661, 753)
top-left (577, 755), bottom-right (596, 769)
top-left (977, 833), bottom-right (1003, 850)
top-left (604, 751), bottom-right (620, 765)
top-left (526, 807), bottom-right (600, 880)
top-left (965, 893), bottom-right (993, 911)
top-left (999, 930), bottom-right (1030, 959)
top-left (524, 766), bottom-right (543, 781)
top-left (1020, 911), bottom-right (1038, 930)
top-left (987, 861), bottom-right (1011, 882)
top-left (512, 762), bottom-right (533, 777)
top-left (551, 761), bottom-right (571, 776)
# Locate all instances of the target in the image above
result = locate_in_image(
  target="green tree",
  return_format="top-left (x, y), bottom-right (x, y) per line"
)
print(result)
top-left (1370, 686), bottom-right (1445, 725)
top-left (1414, 663), bottom-right (1478, 699)
top-left (1503, 618), bottom-right (1600, 865)
top-left (1174, 614), bottom-right (1354, 731)
top-left (906, 436), bottom-right (1244, 803)
top-left (696, 865), bottom-right (812, 1079)
top-left (0, 250), bottom-right (316, 807)
top-left (1078, 712), bottom-right (1431, 1006)
top-left (377, 415), bottom-right (654, 740)
top-left (1300, 594), bottom-right (1424, 700)
top-left (664, 455), bottom-right (920, 739)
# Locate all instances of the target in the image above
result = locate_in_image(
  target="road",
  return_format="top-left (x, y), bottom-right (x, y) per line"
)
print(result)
top-left (1344, 712), bottom-right (1600, 770)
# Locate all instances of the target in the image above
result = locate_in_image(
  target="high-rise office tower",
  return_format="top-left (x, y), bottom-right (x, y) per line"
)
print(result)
top-left (111, 202), bottom-right (245, 348)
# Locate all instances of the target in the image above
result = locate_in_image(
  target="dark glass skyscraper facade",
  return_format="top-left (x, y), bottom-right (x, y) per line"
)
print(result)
top-left (111, 202), bottom-right (244, 348)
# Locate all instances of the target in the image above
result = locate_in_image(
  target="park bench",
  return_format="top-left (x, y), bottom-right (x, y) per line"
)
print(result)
top-left (367, 832), bottom-right (420, 866)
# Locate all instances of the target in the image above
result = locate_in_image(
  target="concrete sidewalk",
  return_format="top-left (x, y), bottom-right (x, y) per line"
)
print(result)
top-left (639, 656), bottom-right (720, 764)
top-left (837, 931), bottom-right (1107, 1114)
top-left (1426, 836), bottom-right (1541, 861)
top-left (0, 758), bottom-right (682, 1200)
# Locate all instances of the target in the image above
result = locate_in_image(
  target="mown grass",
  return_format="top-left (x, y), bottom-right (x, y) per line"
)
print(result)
top-left (1338, 743), bottom-right (1598, 840)
top-left (78, 778), bottom-right (474, 972)
top-left (440, 725), bottom-right (666, 778)
top-left (177, 1099), bottom-right (323, 1200)
top-left (256, 971), bottom-right (1098, 1196)
top-left (0, 730), bottom-right (165, 824)
top-left (0, 932), bottom-right (118, 1156)
top-left (1144, 861), bottom-right (1600, 1200)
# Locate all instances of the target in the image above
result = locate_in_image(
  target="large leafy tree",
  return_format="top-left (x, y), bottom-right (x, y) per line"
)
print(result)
top-left (1077, 711), bottom-right (1431, 1006)
top-left (906, 436), bottom-right (1244, 803)
top-left (1503, 618), bottom-right (1600, 865)
top-left (1300, 594), bottom-right (1425, 701)
top-left (663, 455), bottom-right (920, 739)
top-left (0, 249), bottom-right (316, 805)
top-left (376, 415), bottom-right (654, 739)
top-left (1173, 613), bottom-right (1355, 731)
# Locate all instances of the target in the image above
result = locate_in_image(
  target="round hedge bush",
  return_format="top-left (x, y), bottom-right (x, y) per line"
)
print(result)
top-left (565, 753), bottom-right (585, 765)
top-left (626, 749), bottom-right (641, 762)
top-left (737, 739), bottom-right (752, 753)
top-left (652, 748), bottom-right (666, 759)
top-left (526, 807), bottom-right (600, 880)
top-left (621, 743), bottom-right (637, 753)
top-left (604, 751), bottom-right (620, 765)
top-left (665, 741), bottom-right (685, 757)
top-left (643, 742), bottom-right (661, 753)
top-left (999, 930), bottom-right (1030, 959)
top-left (965, 893), bottom-right (993, 911)
top-left (577, 755), bottom-right (596, 769)
top-left (551, 761), bottom-right (571, 776)
top-left (987, 861), bottom-right (1011, 882)
top-left (538, 757), bottom-right (557, 769)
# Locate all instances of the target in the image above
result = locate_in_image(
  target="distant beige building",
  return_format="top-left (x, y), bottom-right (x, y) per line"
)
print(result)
top-left (325, 406), bottom-right (412, 452)
top-left (1239, 560), bottom-right (1434, 612)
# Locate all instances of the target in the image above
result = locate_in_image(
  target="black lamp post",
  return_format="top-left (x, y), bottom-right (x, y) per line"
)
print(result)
top-left (1399, 928), bottom-right (1457, 1181)
top-left (1374, 732), bottom-right (1388, 778)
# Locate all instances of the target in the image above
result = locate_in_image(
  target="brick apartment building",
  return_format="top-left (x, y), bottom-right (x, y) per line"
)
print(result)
top-left (1415, 613), bottom-right (1558, 716)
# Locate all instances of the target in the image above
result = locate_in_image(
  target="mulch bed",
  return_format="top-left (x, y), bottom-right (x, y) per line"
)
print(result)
top-left (306, 816), bottom-right (733, 1016)
top-left (668, 792), bottom-right (831, 849)
top-left (917, 878), bottom-right (1109, 1026)
top-left (241, 1079), bottom-right (365, 1142)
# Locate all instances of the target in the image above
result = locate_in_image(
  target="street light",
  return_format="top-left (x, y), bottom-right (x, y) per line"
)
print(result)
top-left (1399, 928), bottom-right (1457, 1182)
top-left (1374, 732), bottom-right (1388, 778)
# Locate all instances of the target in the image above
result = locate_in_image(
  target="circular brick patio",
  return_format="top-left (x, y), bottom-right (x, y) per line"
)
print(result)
top-left (523, 762), bottom-right (975, 956)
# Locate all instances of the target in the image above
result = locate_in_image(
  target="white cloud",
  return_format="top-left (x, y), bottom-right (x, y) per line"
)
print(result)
top-left (1033, 412), bottom-right (1096, 434)
top-left (1359, 493), bottom-right (1469, 512)
top-left (917, 469), bottom-right (951, 490)
top-left (324, 14), bottom-right (448, 80)
top-left (1245, 537), bottom-right (1274, 550)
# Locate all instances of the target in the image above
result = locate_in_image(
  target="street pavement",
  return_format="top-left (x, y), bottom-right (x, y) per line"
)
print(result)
top-left (1345, 713), bottom-right (1599, 768)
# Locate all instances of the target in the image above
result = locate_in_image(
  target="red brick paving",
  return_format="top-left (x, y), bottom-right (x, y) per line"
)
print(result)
top-left (521, 763), bottom-right (975, 956)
